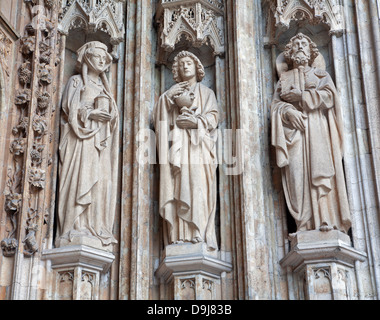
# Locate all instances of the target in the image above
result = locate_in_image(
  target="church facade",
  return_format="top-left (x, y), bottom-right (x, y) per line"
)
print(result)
top-left (0, 0), bottom-right (380, 300)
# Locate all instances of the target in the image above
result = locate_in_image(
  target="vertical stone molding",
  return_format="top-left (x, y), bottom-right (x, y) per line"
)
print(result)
top-left (280, 230), bottom-right (366, 300)
top-left (1, 0), bottom-right (62, 300)
top-left (0, 28), bottom-right (13, 118)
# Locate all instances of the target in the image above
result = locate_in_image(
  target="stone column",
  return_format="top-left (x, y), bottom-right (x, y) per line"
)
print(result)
top-left (280, 230), bottom-right (366, 300)
top-left (118, 0), bottom-right (156, 300)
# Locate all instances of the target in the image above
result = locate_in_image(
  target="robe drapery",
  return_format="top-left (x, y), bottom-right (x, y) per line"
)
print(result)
top-left (57, 75), bottom-right (119, 245)
top-left (271, 66), bottom-right (351, 233)
top-left (154, 82), bottom-right (219, 250)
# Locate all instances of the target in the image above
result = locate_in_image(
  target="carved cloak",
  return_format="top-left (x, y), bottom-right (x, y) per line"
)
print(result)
top-left (57, 75), bottom-right (119, 245)
top-left (271, 67), bottom-right (351, 233)
top-left (154, 82), bottom-right (219, 250)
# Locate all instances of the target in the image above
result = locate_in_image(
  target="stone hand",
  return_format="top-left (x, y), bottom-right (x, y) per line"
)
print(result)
top-left (286, 109), bottom-right (307, 132)
top-left (281, 88), bottom-right (302, 103)
top-left (167, 81), bottom-right (190, 100)
top-left (89, 109), bottom-right (112, 122)
top-left (176, 114), bottom-right (198, 129)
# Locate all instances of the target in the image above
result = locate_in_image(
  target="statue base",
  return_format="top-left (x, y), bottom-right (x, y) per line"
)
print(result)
top-left (281, 230), bottom-right (366, 300)
top-left (42, 245), bottom-right (115, 300)
top-left (55, 233), bottom-right (115, 253)
top-left (156, 242), bottom-right (232, 300)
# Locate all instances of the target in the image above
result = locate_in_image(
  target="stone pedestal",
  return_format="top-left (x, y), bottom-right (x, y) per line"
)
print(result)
top-left (55, 234), bottom-right (114, 253)
top-left (42, 245), bottom-right (115, 300)
top-left (280, 230), bottom-right (367, 300)
top-left (156, 243), bottom-right (232, 300)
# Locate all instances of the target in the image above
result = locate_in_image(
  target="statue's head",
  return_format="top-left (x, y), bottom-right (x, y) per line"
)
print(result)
top-left (172, 51), bottom-right (205, 83)
top-left (76, 41), bottom-right (113, 74)
top-left (283, 33), bottom-right (319, 67)
top-left (75, 41), bottom-right (113, 92)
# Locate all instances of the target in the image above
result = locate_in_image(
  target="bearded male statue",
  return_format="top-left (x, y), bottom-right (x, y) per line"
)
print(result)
top-left (154, 51), bottom-right (219, 250)
top-left (56, 41), bottom-right (119, 249)
top-left (271, 33), bottom-right (351, 234)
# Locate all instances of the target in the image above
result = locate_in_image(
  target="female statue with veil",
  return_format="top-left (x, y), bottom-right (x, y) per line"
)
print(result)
top-left (56, 41), bottom-right (119, 248)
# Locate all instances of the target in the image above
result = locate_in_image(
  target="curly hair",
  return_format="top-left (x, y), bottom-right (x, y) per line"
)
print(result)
top-left (283, 33), bottom-right (319, 66)
top-left (172, 51), bottom-right (205, 83)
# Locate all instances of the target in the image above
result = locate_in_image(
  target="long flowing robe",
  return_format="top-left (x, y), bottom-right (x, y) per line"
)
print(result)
top-left (57, 75), bottom-right (119, 245)
top-left (271, 66), bottom-right (351, 233)
top-left (154, 82), bottom-right (219, 250)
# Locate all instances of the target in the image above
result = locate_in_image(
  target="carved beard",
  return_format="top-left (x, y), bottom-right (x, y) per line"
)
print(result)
top-left (291, 50), bottom-right (311, 66)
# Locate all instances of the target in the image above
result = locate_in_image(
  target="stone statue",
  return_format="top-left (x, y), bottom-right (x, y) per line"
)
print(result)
top-left (271, 33), bottom-right (351, 234)
top-left (154, 51), bottom-right (219, 250)
top-left (56, 41), bottom-right (119, 248)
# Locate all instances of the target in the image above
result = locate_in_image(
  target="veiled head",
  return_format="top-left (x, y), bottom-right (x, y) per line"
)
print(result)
top-left (76, 41), bottom-right (113, 74)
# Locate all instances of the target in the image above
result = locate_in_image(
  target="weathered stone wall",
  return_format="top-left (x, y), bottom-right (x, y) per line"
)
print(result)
top-left (0, 0), bottom-right (379, 300)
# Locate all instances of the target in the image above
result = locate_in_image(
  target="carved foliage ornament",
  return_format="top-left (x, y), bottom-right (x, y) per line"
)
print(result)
top-left (23, 207), bottom-right (40, 256)
top-left (2, 0), bottom-right (59, 257)
top-left (157, 0), bottom-right (225, 56)
top-left (270, 0), bottom-right (344, 36)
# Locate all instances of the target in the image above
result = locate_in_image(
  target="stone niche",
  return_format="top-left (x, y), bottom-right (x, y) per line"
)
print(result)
top-left (153, 0), bottom-right (233, 300)
top-left (263, 0), bottom-right (369, 300)
top-left (40, 1), bottom-right (124, 301)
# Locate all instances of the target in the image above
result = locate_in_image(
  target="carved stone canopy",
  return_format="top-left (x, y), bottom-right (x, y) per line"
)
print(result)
top-left (58, 0), bottom-right (125, 58)
top-left (269, 0), bottom-right (345, 37)
top-left (156, 0), bottom-right (225, 60)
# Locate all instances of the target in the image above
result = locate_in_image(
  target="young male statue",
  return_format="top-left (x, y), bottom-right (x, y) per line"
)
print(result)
top-left (271, 33), bottom-right (351, 234)
top-left (154, 51), bottom-right (219, 250)
top-left (56, 41), bottom-right (119, 248)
